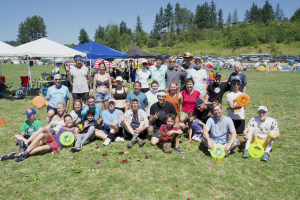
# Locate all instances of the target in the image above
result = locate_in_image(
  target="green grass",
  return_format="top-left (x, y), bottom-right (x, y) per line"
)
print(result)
top-left (1, 64), bottom-right (300, 199)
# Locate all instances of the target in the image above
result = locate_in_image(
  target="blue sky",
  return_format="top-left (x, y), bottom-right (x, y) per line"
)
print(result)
top-left (0, 0), bottom-right (299, 45)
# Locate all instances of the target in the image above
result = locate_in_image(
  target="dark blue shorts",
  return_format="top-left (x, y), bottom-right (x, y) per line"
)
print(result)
top-left (102, 128), bottom-right (123, 137)
top-left (47, 106), bottom-right (58, 115)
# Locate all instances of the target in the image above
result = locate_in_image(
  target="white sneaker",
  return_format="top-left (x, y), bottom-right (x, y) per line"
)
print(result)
top-left (115, 137), bottom-right (124, 142)
top-left (103, 138), bottom-right (111, 146)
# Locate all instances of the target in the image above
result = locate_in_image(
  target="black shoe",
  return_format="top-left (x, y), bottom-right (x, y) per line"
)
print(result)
top-left (70, 147), bottom-right (81, 153)
top-left (14, 154), bottom-right (29, 163)
top-left (137, 139), bottom-right (145, 147)
top-left (1, 152), bottom-right (16, 161)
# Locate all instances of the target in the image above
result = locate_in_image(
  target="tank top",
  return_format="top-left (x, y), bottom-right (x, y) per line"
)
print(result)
top-left (53, 127), bottom-right (75, 150)
top-left (114, 87), bottom-right (127, 100)
top-left (181, 89), bottom-right (200, 114)
top-left (53, 115), bottom-right (66, 132)
top-left (70, 66), bottom-right (89, 93)
top-left (166, 92), bottom-right (180, 115)
top-left (96, 74), bottom-right (109, 87)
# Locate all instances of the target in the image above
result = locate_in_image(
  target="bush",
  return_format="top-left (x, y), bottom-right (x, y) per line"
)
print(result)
top-left (147, 39), bottom-right (159, 48)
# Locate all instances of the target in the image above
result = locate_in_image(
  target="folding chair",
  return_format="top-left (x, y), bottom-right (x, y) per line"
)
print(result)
top-left (20, 76), bottom-right (30, 87)
top-left (0, 79), bottom-right (8, 98)
top-left (0, 76), bottom-right (13, 92)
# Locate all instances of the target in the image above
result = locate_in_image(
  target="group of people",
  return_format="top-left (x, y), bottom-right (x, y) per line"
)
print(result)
top-left (1, 53), bottom-right (280, 163)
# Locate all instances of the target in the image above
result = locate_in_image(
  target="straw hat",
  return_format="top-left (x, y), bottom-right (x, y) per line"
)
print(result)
top-left (183, 52), bottom-right (193, 59)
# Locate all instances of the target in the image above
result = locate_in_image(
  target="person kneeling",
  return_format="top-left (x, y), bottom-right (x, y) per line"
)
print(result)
top-left (188, 112), bottom-right (204, 142)
top-left (158, 114), bottom-right (183, 153)
top-left (242, 106), bottom-right (280, 162)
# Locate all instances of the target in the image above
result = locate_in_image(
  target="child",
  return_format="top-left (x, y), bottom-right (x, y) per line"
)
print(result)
top-left (158, 113), bottom-right (183, 153)
top-left (188, 112), bottom-right (204, 142)
top-left (70, 109), bottom-right (99, 152)
top-left (14, 108), bottom-right (41, 152)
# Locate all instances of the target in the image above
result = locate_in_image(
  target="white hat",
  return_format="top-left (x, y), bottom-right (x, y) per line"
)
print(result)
top-left (257, 106), bottom-right (268, 112)
top-left (116, 76), bottom-right (123, 81)
top-left (108, 99), bottom-right (116, 103)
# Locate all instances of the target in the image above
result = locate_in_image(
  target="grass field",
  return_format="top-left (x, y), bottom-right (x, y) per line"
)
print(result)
top-left (0, 64), bottom-right (300, 199)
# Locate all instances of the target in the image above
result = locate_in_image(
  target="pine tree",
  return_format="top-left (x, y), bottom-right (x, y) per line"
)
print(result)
top-left (94, 25), bottom-right (105, 41)
top-left (174, 2), bottom-right (182, 33)
top-left (233, 8), bottom-right (238, 23)
top-left (201, 2), bottom-right (211, 28)
top-left (135, 15), bottom-right (143, 33)
top-left (274, 3), bottom-right (284, 20)
top-left (226, 12), bottom-right (232, 24)
top-left (159, 6), bottom-right (166, 32)
top-left (290, 8), bottom-right (300, 22)
top-left (262, 0), bottom-right (274, 24)
top-left (164, 2), bottom-right (173, 32)
top-left (78, 28), bottom-right (90, 45)
top-left (194, 5), bottom-right (202, 29)
top-left (217, 9), bottom-right (224, 30)
top-left (249, 2), bottom-right (259, 23)
top-left (152, 13), bottom-right (160, 38)
top-left (244, 9), bottom-right (250, 23)
top-left (210, 0), bottom-right (217, 28)
top-left (119, 21), bottom-right (127, 35)
top-left (105, 24), bottom-right (121, 50)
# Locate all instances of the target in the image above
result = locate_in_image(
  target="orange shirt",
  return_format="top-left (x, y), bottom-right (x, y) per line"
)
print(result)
top-left (209, 72), bottom-right (215, 81)
top-left (166, 92), bottom-right (180, 115)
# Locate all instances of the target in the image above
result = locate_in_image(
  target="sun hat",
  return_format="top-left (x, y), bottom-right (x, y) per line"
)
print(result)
top-left (183, 52), bottom-right (193, 59)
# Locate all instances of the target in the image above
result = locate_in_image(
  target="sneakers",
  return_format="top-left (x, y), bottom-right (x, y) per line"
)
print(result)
top-left (137, 139), bottom-right (145, 147)
top-left (115, 137), bottom-right (124, 142)
top-left (226, 151), bottom-right (231, 157)
top-left (103, 138), bottom-right (111, 146)
top-left (19, 140), bottom-right (25, 153)
top-left (15, 154), bottom-right (29, 163)
top-left (127, 140), bottom-right (134, 148)
top-left (174, 147), bottom-right (184, 153)
top-left (261, 152), bottom-right (269, 162)
top-left (1, 152), bottom-right (16, 161)
top-left (242, 149), bottom-right (250, 158)
top-left (163, 143), bottom-right (172, 153)
top-left (70, 147), bottom-right (81, 153)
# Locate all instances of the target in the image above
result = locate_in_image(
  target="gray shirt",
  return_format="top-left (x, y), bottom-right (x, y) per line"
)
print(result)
top-left (227, 72), bottom-right (247, 92)
top-left (180, 63), bottom-right (196, 91)
top-left (165, 66), bottom-right (187, 91)
top-left (206, 115), bottom-right (235, 140)
top-left (70, 66), bottom-right (89, 93)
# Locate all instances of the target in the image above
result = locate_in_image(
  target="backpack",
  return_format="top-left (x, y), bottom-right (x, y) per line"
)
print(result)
top-left (15, 90), bottom-right (26, 99)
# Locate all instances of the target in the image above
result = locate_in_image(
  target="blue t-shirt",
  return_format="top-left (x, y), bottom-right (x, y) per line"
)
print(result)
top-left (205, 115), bottom-right (235, 140)
top-left (81, 104), bottom-right (102, 120)
top-left (126, 92), bottom-right (148, 111)
top-left (189, 119), bottom-right (203, 134)
top-left (187, 68), bottom-right (207, 94)
top-left (46, 85), bottom-right (71, 108)
top-left (102, 109), bottom-right (122, 129)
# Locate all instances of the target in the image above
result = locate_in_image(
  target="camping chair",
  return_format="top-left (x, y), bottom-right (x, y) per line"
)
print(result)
top-left (0, 79), bottom-right (8, 98)
top-left (0, 76), bottom-right (13, 91)
top-left (20, 76), bottom-right (30, 87)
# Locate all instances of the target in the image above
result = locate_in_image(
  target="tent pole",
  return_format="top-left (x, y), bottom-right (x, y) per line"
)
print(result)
top-left (54, 57), bottom-right (56, 74)
top-left (129, 60), bottom-right (131, 88)
top-left (27, 56), bottom-right (32, 88)
top-left (0, 56), bottom-right (2, 76)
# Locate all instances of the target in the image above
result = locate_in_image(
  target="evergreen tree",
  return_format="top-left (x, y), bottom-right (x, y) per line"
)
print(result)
top-left (170, 15), bottom-right (176, 39)
top-left (233, 8), bottom-right (238, 23)
top-left (274, 3), bottom-right (284, 21)
top-left (94, 25), bottom-right (105, 41)
top-left (174, 2), bottom-right (182, 33)
top-left (119, 21), bottom-right (127, 35)
top-left (105, 24), bottom-right (121, 50)
top-left (78, 28), bottom-right (90, 45)
top-left (217, 9), bottom-right (224, 30)
top-left (262, 0), bottom-right (274, 24)
top-left (244, 9), bottom-right (250, 23)
top-left (164, 2), bottom-right (173, 32)
top-left (210, 0), bottom-right (217, 28)
top-left (290, 8), bottom-right (300, 22)
top-left (194, 5), bottom-right (202, 29)
top-left (152, 13), bottom-right (160, 38)
top-left (226, 12), bottom-right (232, 24)
top-left (201, 2), bottom-right (211, 28)
top-left (135, 15), bottom-right (143, 33)
top-left (159, 6), bottom-right (166, 31)
top-left (249, 2), bottom-right (259, 23)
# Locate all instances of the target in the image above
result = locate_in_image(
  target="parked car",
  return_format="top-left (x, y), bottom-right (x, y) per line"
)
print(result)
top-left (250, 56), bottom-right (259, 62)
top-left (281, 55), bottom-right (287, 61)
top-left (286, 56), bottom-right (295, 62)
top-left (259, 57), bottom-right (263, 61)
top-left (276, 56), bottom-right (283, 62)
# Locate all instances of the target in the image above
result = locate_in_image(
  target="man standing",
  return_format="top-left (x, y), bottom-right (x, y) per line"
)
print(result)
top-left (202, 103), bottom-right (239, 156)
top-left (135, 62), bottom-right (151, 93)
top-left (126, 82), bottom-right (148, 112)
top-left (148, 55), bottom-right (168, 91)
top-left (206, 72), bottom-right (230, 104)
top-left (120, 98), bottom-right (149, 148)
top-left (180, 52), bottom-right (196, 91)
top-left (165, 56), bottom-right (187, 91)
top-left (187, 56), bottom-right (207, 98)
top-left (243, 106), bottom-right (280, 162)
top-left (43, 74), bottom-right (71, 124)
top-left (69, 55), bottom-right (91, 104)
top-left (227, 63), bottom-right (247, 93)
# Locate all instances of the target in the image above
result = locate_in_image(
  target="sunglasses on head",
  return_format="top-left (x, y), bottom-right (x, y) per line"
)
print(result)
top-left (74, 57), bottom-right (81, 61)
top-left (233, 82), bottom-right (240, 85)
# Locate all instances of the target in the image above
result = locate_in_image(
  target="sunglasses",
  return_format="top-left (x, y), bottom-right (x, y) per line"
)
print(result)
top-left (74, 57), bottom-right (81, 61)
top-left (170, 61), bottom-right (176, 63)
top-left (54, 79), bottom-right (61, 81)
top-left (195, 61), bottom-right (201, 63)
top-left (233, 82), bottom-right (240, 85)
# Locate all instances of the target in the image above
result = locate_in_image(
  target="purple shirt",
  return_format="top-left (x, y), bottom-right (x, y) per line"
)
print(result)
top-left (53, 127), bottom-right (75, 149)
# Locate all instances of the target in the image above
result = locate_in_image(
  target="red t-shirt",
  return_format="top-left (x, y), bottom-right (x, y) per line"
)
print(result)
top-left (181, 89), bottom-right (200, 114)
top-left (158, 124), bottom-right (179, 143)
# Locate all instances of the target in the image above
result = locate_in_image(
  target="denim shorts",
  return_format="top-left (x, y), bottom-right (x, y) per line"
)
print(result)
top-left (202, 138), bottom-right (240, 150)
top-left (96, 91), bottom-right (109, 102)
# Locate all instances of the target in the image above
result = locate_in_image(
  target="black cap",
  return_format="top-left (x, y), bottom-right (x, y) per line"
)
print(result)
top-left (155, 55), bottom-right (163, 60)
top-left (195, 99), bottom-right (204, 105)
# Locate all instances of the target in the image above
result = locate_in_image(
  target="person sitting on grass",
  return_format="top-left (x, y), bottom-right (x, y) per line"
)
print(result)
top-left (70, 109), bottom-right (99, 153)
top-left (242, 106), bottom-right (280, 162)
top-left (14, 108), bottom-right (41, 152)
top-left (187, 112), bottom-right (204, 142)
top-left (1, 115), bottom-right (78, 163)
top-left (158, 113), bottom-right (183, 154)
top-left (120, 98), bottom-right (148, 148)
top-left (202, 103), bottom-right (240, 157)
top-left (69, 99), bottom-right (83, 126)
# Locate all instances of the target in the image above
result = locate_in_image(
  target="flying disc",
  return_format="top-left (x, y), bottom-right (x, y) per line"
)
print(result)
top-left (32, 96), bottom-right (46, 108)
top-left (236, 94), bottom-right (250, 106)
top-left (59, 132), bottom-right (74, 146)
top-left (210, 144), bottom-right (226, 158)
top-left (248, 143), bottom-right (264, 158)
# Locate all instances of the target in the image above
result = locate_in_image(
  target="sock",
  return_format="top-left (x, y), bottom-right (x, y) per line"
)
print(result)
top-left (131, 134), bottom-right (138, 142)
top-left (23, 151), bottom-right (29, 155)
top-left (14, 153), bottom-right (20, 158)
top-left (47, 117), bottom-right (52, 125)
top-left (245, 140), bottom-right (251, 150)
top-left (107, 133), bottom-right (114, 140)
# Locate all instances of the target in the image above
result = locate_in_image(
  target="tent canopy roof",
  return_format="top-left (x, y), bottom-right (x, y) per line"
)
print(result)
top-left (125, 44), bottom-right (157, 58)
top-left (73, 41), bottom-right (128, 59)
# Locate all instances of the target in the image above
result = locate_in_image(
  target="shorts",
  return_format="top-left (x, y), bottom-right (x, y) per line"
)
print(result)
top-left (96, 91), bottom-right (109, 102)
top-left (151, 128), bottom-right (160, 138)
top-left (251, 135), bottom-right (268, 150)
top-left (140, 88), bottom-right (149, 93)
top-left (102, 128), bottom-right (123, 138)
top-left (124, 129), bottom-right (148, 140)
top-left (45, 134), bottom-right (61, 153)
top-left (192, 133), bottom-right (203, 141)
top-left (47, 105), bottom-right (58, 115)
top-left (179, 111), bottom-right (188, 118)
top-left (115, 107), bottom-right (125, 113)
top-left (232, 119), bottom-right (245, 134)
top-left (73, 92), bottom-right (89, 102)
top-left (24, 135), bottom-right (31, 140)
top-left (202, 137), bottom-right (240, 150)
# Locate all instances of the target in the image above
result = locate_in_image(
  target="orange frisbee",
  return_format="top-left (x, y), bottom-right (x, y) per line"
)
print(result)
top-left (236, 94), bottom-right (250, 106)
top-left (32, 96), bottom-right (46, 108)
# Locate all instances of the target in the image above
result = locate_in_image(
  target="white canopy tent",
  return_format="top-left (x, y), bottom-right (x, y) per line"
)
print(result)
top-left (0, 41), bottom-right (18, 76)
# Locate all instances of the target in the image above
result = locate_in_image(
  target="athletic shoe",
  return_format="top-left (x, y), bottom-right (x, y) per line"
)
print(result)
top-left (115, 137), bottom-right (124, 142)
top-left (127, 140), bottom-right (134, 148)
top-left (261, 153), bottom-right (269, 162)
top-left (137, 139), bottom-right (145, 147)
top-left (15, 154), bottom-right (29, 163)
top-left (226, 151), bottom-right (231, 157)
top-left (174, 147), bottom-right (184, 153)
top-left (19, 140), bottom-right (25, 153)
top-left (242, 149), bottom-right (250, 158)
top-left (163, 143), bottom-right (172, 154)
top-left (70, 147), bottom-right (81, 153)
top-left (103, 138), bottom-right (111, 146)
top-left (1, 152), bottom-right (16, 161)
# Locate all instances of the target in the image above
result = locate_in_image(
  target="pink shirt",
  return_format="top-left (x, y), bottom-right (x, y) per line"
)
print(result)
top-left (181, 89), bottom-right (200, 114)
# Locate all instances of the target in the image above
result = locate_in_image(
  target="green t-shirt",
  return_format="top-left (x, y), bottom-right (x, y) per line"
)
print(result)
top-left (20, 119), bottom-right (41, 136)
top-left (148, 65), bottom-right (168, 91)
top-left (145, 90), bottom-right (158, 116)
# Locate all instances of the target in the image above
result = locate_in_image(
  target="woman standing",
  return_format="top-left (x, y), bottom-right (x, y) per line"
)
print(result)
top-left (111, 76), bottom-right (128, 113)
top-left (93, 62), bottom-right (112, 110)
top-left (166, 81), bottom-right (182, 116)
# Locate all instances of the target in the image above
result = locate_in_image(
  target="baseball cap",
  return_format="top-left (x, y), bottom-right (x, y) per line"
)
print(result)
top-left (195, 99), bottom-right (204, 105)
top-left (116, 76), bottom-right (123, 81)
top-left (24, 108), bottom-right (36, 115)
top-left (142, 61), bottom-right (148, 65)
top-left (194, 56), bottom-right (202, 60)
top-left (232, 77), bottom-right (241, 83)
top-left (215, 72), bottom-right (221, 76)
top-left (131, 98), bottom-right (140, 103)
top-left (257, 106), bottom-right (268, 112)
top-left (108, 99), bottom-right (116, 103)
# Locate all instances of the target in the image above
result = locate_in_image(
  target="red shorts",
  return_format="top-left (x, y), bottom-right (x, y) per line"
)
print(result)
top-left (46, 134), bottom-right (61, 153)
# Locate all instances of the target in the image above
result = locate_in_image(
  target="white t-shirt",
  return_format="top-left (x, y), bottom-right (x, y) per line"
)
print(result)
top-left (136, 69), bottom-right (151, 89)
top-left (226, 91), bottom-right (245, 120)
top-left (245, 117), bottom-right (279, 138)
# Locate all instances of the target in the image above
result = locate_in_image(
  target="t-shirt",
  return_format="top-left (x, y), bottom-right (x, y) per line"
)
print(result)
top-left (79, 120), bottom-right (100, 133)
top-left (187, 68), bottom-right (207, 94)
top-left (209, 72), bottom-right (215, 81)
top-left (148, 65), bottom-right (168, 91)
top-left (165, 66), bottom-right (187, 91)
top-left (102, 109), bottom-right (122, 129)
top-left (20, 119), bottom-right (41, 136)
top-left (180, 63), bottom-right (196, 91)
top-left (226, 92), bottom-right (245, 120)
top-left (135, 69), bottom-right (151, 89)
top-left (189, 119), bottom-right (203, 134)
top-left (81, 104), bottom-right (102, 120)
top-left (245, 117), bottom-right (279, 138)
top-left (207, 82), bottom-right (230, 104)
top-left (206, 116), bottom-right (235, 140)
top-left (166, 92), bottom-right (180, 115)
top-left (196, 104), bottom-right (213, 124)
top-left (158, 124), bottom-right (179, 143)
top-left (126, 92), bottom-right (148, 112)
top-left (228, 72), bottom-right (247, 92)
top-left (69, 110), bottom-right (82, 126)
top-left (46, 85), bottom-right (71, 108)
top-left (181, 89), bottom-right (200, 114)
top-left (145, 90), bottom-right (157, 116)
top-left (70, 66), bottom-right (89, 93)
top-left (150, 101), bottom-right (177, 130)
top-left (130, 113), bottom-right (140, 129)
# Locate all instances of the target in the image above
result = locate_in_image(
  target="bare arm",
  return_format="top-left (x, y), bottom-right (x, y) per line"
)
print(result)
top-left (202, 81), bottom-right (207, 99)
top-left (242, 84), bottom-right (247, 93)
top-left (87, 70), bottom-right (91, 87)
top-left (93, 74), bottom-right (97, 96)
top-left (175, 114), bottom-right (179, 127)
top-left (125, 102), bottom-right (130, 112)
top-left (66, 98), bottom-right (70, 113)
top-left (227, 101), bottom-right (242, 110)
top-left (107, 73), bottom-right (112, 98)
top-left (144, 104), bottom-right (148, 112)
top-left (69, 73), bottom-right (73, 87)
top-left (205, 92), bottom-right (210, 102)
top-left (179, 92), bottom-right (183, 106)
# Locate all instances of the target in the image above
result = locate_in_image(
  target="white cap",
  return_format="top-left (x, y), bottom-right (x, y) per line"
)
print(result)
top-left (116, 76), bottom-right (123, 81)
top-left (108, 99), bottom-right (116, 103)
top-left (257, 106), bottom-right (268, 112)
top-left (131, 98), bottom-right (140, 103)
